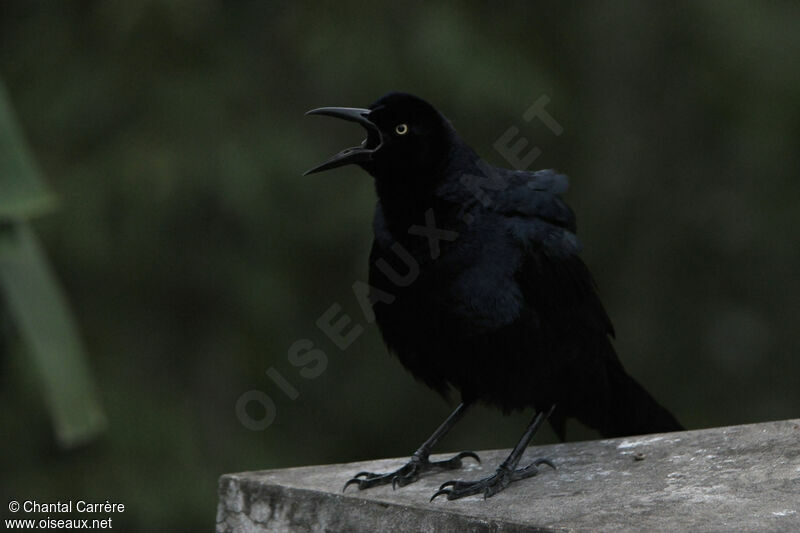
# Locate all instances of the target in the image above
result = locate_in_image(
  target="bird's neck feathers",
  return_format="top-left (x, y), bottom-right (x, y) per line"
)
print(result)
top-left (372, 130), bottom-right (477, 231)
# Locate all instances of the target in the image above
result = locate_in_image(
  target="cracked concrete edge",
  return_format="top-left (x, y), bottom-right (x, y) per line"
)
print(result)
top-left (215, 473), bottom-right (562, 533)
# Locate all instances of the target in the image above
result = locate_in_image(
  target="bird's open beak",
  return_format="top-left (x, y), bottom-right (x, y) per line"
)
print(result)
top-left (303, 107), bottom-right (381, 175)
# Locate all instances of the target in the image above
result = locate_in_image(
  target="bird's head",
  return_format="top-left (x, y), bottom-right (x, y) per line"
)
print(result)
top-left (304, 92), bottom-right (453, 181)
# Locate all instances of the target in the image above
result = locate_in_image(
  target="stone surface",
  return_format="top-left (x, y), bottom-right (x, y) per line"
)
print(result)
top-left (217, 419), bottom-right (800, 532)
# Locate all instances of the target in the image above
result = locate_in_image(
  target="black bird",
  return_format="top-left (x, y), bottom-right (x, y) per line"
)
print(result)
top-left (304, 92), bottom-right (683, 500)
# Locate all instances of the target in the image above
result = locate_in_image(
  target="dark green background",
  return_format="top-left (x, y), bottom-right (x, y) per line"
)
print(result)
top-left (1, 2), bottom-right (798, 531)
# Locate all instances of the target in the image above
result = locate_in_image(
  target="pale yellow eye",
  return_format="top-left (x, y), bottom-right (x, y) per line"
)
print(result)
top-left (395, 123), bottom-right (409, 135)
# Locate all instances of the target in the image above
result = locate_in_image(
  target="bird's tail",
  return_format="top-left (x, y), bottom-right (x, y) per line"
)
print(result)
top-left (595, 364), bottom-right (684, 438)
top-left (550, 360), bottom-right (684, 440)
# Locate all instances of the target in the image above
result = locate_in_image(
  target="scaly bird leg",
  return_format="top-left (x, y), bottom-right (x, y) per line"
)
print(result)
top-left (343, 402), bottom-right (480, 491)
top-left (431, 405), bottom-right (556, 501)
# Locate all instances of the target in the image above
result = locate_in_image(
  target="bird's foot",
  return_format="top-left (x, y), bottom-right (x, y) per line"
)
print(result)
top-left (343, 451), bottom-right (480, 492)
top-left (431, 457), bottom-right (555, 501)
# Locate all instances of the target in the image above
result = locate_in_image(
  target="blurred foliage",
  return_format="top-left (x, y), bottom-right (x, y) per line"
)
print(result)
top-left (0, 83), bottom-right (55, 218)
top-left (0, 1), bottom-right (798, 531)
top-left (0, 81), bottom-right (105, 447)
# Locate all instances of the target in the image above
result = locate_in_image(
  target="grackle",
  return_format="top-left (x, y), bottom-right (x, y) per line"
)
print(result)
top-left (304, 92), bottom-right (683, 501)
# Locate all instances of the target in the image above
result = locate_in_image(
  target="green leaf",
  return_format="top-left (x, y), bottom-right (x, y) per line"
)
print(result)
top-left (0, 80), bottom-right (56, 219)
top-left (0, 223), bottom-right (107, 447)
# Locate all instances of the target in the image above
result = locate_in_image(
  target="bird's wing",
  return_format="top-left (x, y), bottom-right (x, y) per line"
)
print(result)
top-left (492, 168), bottom-right (615, 338)
top-left (515, 244), bottom-right (615, 338)
top-left (492, 169), bottom-right (577, 232)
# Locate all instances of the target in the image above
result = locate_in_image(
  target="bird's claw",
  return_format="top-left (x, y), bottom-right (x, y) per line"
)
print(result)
top-left (352, 471), bottom-right (379, 479)
top-left (342, 477), bottom-right (367, 491)
top-left (524, 457), bottom-right (556, 472)
top-left (430, 450), bottom-right (481, 469)
top-left (342, 450), bottom-right (481, 493)
top-left (430, 457), bottom-right (555, 501)
top-left (429, 487), bottom-right (452, 502)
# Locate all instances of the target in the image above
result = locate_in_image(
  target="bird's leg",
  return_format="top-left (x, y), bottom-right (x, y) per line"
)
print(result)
top-left (343, 402), bottom-right (480, 491)
top-left (431, 405), bottom-right (556, 501)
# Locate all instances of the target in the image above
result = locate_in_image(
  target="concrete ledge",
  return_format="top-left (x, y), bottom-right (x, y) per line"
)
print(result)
top-left (217, 419), bottom-right (800, 532)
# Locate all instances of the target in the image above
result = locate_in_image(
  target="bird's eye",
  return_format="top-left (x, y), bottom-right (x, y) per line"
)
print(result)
top-left (395, 123), bottom-right (409, 135)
